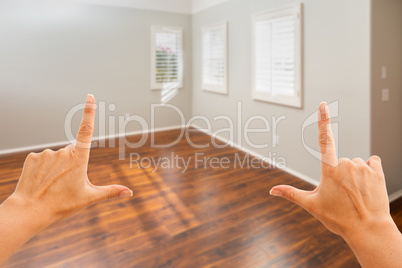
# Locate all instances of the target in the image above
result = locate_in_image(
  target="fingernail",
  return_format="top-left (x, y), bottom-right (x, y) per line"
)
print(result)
top-left (270, 188), bottom-right (282, 197)
top-left (320, 102), bottom-right (327, 114)
top-left (319, 102), bottom-right (329, 120)
top-left (85, 94), bottom-right (97, 109)
top-left (119, 190), bottom-right (133, 198)
top-left (86, 94), bottom-right (95, 103)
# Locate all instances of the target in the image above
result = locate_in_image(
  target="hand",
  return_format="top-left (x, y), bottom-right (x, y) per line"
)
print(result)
top-left (270, 102), bottom-right (392, 239)
top-left (269, 102), bottom-right (402, 267)
top-left (9, 94), bottom-right (132, 225)
top-left (0, 95), bottom-right (133, 264)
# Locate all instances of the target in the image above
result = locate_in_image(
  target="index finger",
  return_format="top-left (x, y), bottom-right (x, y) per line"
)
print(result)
top-left (318, 102), bottom-right (338, 169)
top-left (74, 94), bottom-right (96, 158)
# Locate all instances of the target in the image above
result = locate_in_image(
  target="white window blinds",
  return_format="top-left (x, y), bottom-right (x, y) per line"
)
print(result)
top-left (151, 26), bottom-right (183, 90)
top-left (202, 22), bottom-right (227, 94)
top-left (252, 4), bottom-right (302, 108)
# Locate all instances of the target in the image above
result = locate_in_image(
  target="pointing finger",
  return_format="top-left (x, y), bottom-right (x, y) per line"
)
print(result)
top-left (74, 94), bottom-right (96, 159)
top-left (318, 102), bottom-right (338, 170)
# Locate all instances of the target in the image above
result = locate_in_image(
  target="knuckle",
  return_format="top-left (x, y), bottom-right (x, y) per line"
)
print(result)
top-left (26, 152), bottom-right (38, 162)
top-left (338, 158), bottom-right (353, 168)
top-left (285, 190), bottom-right (295, 204)
top-left (43, 149), bottom-right (54, 154)
top-left (64, 144), bottom-right (75, 152)
top-left (84, 107), bottom-right (95, 115)
top-left (106, 188), bottom-right (118, 200)
top-left (40, 149), bottom-right (55, 158)
top-left (358, 164), bottom-right (370, 174)
top-left (56, 148), bottom-right (69, 158)
top-left (370, 155), bottom-right (381, 162)
top-left (319, 132), bottom-right (333, 145)
top-left (27, 152), bottom-right (37, 158)
top-left (352, 158), bottom-right (370, 172)
top-left (319, 117), bottom-right (331, 124)
top-left (326, 166), bottom-right (337, 176)
top-left (353, 158), bottom-right (363, 165)
top-left (57, 145), bottom-right (79, 164)
top-left (290, 192), bottom-right (295, 203)
top-left (78, 123), bottom-right (93, 137)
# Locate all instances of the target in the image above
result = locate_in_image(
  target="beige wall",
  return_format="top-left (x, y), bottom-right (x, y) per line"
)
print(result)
top-left (371, 0), bottom-right (402, 197)
top-left (3, 0), bottom-right (401, 198)
top-left (0, 0), bottom-right (192, 151)
top-left (192, 0), bottom-right (371, 186)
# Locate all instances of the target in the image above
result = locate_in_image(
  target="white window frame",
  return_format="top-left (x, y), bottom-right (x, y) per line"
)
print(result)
top-left (150, 26), bottom-right (183, 90)
top-left (251, 3), bottom-right (303, 108)
top-left (201, 21), bottom-right (228, 95)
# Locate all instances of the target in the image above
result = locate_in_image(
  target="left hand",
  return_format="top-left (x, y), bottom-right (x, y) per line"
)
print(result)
top-left (10, 94), bottom-right (133, 225)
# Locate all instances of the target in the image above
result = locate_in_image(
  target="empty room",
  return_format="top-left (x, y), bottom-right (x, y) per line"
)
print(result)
top-left (0, 0), bottom-right (402, 267)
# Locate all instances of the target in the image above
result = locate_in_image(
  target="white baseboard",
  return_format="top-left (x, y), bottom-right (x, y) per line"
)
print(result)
top-left (190, 124), bottom-right (320, 187)
top-left (283, 167), bottom-right (320, 187)
top-left (3, 124), bottom-right (400, 203)
top-left (389, 189), bottom-right (402, 203)
top-left (191, 124), bottom-right (402, 203)
top-left (0, 125), bottom-right (185, 156)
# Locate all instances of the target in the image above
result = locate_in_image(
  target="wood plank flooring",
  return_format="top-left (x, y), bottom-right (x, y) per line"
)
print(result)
top-left (0, 128), bottom-right (400, 267)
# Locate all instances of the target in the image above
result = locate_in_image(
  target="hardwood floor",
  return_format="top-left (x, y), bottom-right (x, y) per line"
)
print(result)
top-left (391, 196), bottom-right (402, 233)
top-left (0, 128), bottom-right (400, 267)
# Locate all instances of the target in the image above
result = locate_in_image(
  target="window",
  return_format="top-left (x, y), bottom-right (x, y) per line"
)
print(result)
top-left (151, 26), bottom-right (183, 90)
top-left (202, 21), bottom-right (228, 94)
top-left (252, 3), bottom-right (303, 108)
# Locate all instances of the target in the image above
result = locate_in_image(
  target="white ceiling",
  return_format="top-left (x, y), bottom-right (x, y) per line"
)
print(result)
top-left (71, 0), bottom-right (228, 14)
top-left (192, 0), bottom-right (228, 13)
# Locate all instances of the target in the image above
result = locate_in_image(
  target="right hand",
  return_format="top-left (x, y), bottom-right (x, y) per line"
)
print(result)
top-left (270, 102), bottom-right (392, 239)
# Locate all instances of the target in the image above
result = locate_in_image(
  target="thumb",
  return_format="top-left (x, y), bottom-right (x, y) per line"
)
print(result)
top-left (270, 185), bottom-right (311, 209)
top-left (91, 185), bottom-right (133, 202)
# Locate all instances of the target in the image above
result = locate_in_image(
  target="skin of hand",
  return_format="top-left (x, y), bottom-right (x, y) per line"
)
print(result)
top-left (270, 102), bottom-right (402, 268)
top-left (0, 94), bottom-right (132, 264)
